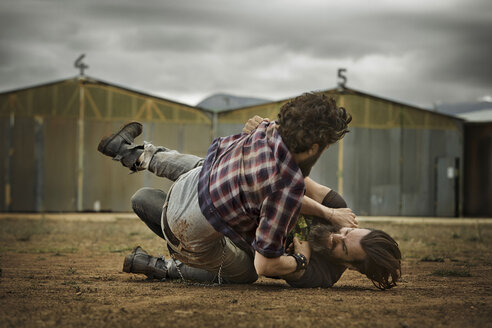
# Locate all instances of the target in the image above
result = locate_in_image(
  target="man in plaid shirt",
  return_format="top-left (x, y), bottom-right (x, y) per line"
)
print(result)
top-left (98, 92), bottom-right (353, 283)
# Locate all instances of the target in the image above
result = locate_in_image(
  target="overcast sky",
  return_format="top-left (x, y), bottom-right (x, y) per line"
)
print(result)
top-left (1, 0), bottom-right (491, 108)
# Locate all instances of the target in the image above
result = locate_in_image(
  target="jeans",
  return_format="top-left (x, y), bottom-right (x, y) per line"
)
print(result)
top-left (131, 143), bottom-right (258, 284)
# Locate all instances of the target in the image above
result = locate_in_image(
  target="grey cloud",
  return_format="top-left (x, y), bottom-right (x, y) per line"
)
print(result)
top-left (0, 0), bottom-right (491, 107)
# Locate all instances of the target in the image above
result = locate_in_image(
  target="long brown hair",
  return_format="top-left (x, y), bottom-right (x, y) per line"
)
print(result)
top-left (352, 230), bottom-right (402, 290)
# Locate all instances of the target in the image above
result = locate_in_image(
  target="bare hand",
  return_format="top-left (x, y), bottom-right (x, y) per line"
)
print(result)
top-left (242, 115), bottom-right (268, 134)
top-left (293, 237), bottom-right (311, 263)
top-left (328, 208), bottom-right (358, 228)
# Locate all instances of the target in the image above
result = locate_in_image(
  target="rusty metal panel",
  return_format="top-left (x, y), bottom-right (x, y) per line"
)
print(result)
top-left (82, 120), bottom-right (140, 212)
top-left (401, 129), bottom-right (433, 216)
top-left (43, 117), bottom-right (78, 211)
top-left (342, 128), bottom-right (371, 215)
top-left (309, 144), bottom-right (339, 195)
top-left (435, 157), bottom-right (458, 217)
top-left (343, 127), bottom-right (401, 216)
top-left (81, 120), bottom-right (212, 212)
top-left (181, 124), bottom-right (212, 158)
top-left (11, 117), bottom-right (36, 211)
top-left (82, 120), bottom-right (114, 211)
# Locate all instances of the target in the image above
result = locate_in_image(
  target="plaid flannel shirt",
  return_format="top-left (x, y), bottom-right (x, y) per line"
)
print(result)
top-left (198, 121), bottom-right (305, 258)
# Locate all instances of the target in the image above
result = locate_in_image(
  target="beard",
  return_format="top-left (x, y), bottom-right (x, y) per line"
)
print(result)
top-left (297, 148), bottom-right (324, 177)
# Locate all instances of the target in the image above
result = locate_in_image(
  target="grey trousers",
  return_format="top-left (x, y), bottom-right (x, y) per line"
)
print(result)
top-left (131, 187), bottom-right (219, 282)
top-left (131, 143), bottom-right (257, 284)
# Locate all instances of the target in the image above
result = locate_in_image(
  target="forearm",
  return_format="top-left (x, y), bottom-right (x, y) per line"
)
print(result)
top-left (304, 177), bottom-right (331, 203)
top-left (302, 181), bottom-right (357, 227)
top-left (301, 195), bottom-right (333, 222)
top-left (254, 251), bottom-right (298, 276)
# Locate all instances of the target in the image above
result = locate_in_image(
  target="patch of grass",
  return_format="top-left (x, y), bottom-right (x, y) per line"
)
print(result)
top-left (109, 247), bottom-right (133, 253)
top-left (420, 256), bottom-right (445, 262)
top-left (451, 233), bottom-right (460, 239)
top-left (20, 247), bottom-right (79, 254)
top-left (62, 280), bottom-right (79, 286)
top-left (431, 269), bottom-right (471, 277)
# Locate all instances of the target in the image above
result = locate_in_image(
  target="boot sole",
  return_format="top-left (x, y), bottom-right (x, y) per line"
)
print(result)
top-left (122, 246), bottom-right (146, 273)
top-left (97, 122), bottom-right (143, 155)
top-left (123, 254), bottom-right (134, 273)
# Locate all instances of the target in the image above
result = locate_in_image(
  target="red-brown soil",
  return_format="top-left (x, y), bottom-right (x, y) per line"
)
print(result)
top-left (0, 215), bottom-right (491, 327)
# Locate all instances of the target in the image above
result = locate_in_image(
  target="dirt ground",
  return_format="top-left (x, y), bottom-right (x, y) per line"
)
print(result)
top-left (0, 214), bottom-right (491, 328)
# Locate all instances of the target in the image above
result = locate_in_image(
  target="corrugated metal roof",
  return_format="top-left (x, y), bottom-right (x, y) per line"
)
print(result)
top-left (216, 86), bottom-right (464, 122)
top-left (0, 75), bottom-right (212, 114)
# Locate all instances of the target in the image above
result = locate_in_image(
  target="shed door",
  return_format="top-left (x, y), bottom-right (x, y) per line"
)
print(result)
top-left (435, 157), bottom-right (459, 217)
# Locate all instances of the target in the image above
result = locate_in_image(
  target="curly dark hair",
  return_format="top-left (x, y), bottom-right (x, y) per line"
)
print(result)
top-left (277, 93), bottom-right (352, 153)
top-left (352, 230), bottom-right (402, 290)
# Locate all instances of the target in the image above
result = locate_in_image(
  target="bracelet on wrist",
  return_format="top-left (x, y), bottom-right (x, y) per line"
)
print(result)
top-left (290, 253), bottom-right (308, 272)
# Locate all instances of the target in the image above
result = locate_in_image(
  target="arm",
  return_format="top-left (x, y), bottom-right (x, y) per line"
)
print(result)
top-left (304, 177), bottom-right (331, 202)
top-left (255, 237), bottom-right (311, 277)
top-left (301, 195), bottom-right (332, 218)
top-left (254, 252), bottom-right (298, 276)
top-left (301, 193), bottom-right (358, 228)
top-left (279, 237), bottom-right (311, 281)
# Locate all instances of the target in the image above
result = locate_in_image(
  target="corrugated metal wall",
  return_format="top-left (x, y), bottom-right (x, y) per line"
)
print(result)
top-left (0, 81), bottom-right (464, 216)
top-left (0, 78), bottom-right (212, 212)
top-left (216, 90), bottom-right (464, 217)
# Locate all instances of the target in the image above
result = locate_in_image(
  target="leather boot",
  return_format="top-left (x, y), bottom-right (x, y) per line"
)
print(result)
top-left (97, 122), bottom-right (144, 171)
top-left (123, 246), bottom-right (168, 280)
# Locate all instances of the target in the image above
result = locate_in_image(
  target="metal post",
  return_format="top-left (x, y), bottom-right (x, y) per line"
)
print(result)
top-left (34, 116), bottom-right (44, 212)
top-left (76, 80), bottom-right (85, 211)
top-left (212, 111), bottom-right (218, 139)
top-left (337, 96), bottom-right (345, 196)
top-left (399, 105), bottom-right (404, 216)
top-left (5, 111), bottom-right (14, 211)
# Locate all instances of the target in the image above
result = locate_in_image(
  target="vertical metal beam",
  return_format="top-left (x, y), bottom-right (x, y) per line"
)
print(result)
top-left (5, 112), bottom-right (14, 212)
top-left (178, 124), bottom-right (184, 153)
top-left (34, 116), bottom-right (44, 212)
top-left (53, 85), bottom-right (58, 115)
top-left (212, 111), bottom-right (218, 139)
top-left (337, 96), bottom-right (345, 196)
top-left (107, 88), bottom-right (113, 119)
top-left (77, 80), bottom-right (85, 211)
top-left (399, 104), bottom-right (404, 216)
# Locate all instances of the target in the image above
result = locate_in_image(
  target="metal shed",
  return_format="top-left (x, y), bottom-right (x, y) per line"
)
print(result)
top-left (0, 76), bottom-right (212, 212)
top-left (215, 88), bottom-right (464, 217)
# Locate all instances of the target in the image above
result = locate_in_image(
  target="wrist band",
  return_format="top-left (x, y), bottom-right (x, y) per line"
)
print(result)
top-left (290, 253), bottom-right (308, 272)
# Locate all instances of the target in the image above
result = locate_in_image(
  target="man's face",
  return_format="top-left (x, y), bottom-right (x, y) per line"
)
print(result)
top-left (324, 227), bottom-right (371, 263)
